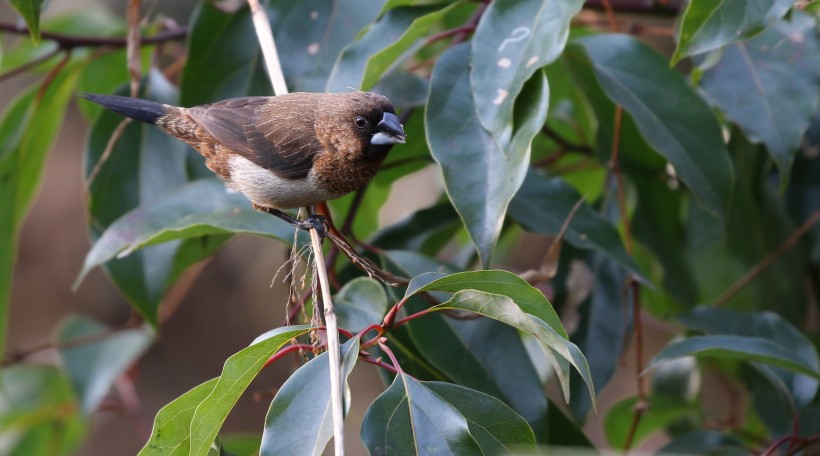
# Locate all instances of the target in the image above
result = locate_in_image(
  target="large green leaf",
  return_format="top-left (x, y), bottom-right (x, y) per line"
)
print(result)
top-left (180, 2), bottom-right (269, 105)
top-left (470, 0), bottom-right (581, 139)
top-left (76, 179), bottom-right (297, 287)
top-left (700, 12), bottom-right (820, 181)
top-left (6, 0), bottom-right (46, 41)
top-left (83, 74), bottom-right (224, 325)
top-left (361, 372), bottom-right (482, 454)
top-left (0, 64), bottom-right (78, 361)
top-left (269, 0), bottom-right (385, 92)
top-left (425, 382), bottom-right (536, 452)
top-left (326, 3), bottom-right (461, 92)
top-left (678, 307), bottom-right (819, 408)
top-left (567, 35), bottom-right (733, 218)
top-left (139, 379), bottom-right (219, 456)
top-left (647, 335), bottom-right (820, 380)
top-left (186, 326), bottom-right (310, 456)
top-left (0, 365), bottom-right (86, 455)
top-left (260, 338), bottom-right (359, 456)
top-left (333, 278), bottom-right (388, 333)
top-left (508, 170), bottom-right (641, 277)
top-left (672, 0), bottom-right (793, 64)
top-left (429, 289), bottom-right (595, 407)
top-left (427, 43), bottom-right (548, 266)
top-left (56, 315), bottom-right (154, 415)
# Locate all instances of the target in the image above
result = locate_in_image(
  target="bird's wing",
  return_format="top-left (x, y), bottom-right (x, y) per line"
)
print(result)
top-left (187, 96), bottom-right (321, 179)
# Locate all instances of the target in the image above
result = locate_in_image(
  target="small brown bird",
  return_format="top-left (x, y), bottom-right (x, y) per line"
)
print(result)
top-left (81, 91), bottom-right (406, 231)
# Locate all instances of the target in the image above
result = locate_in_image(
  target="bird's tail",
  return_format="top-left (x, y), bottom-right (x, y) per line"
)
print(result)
top-left (79, 93), bottom-right (168, 125)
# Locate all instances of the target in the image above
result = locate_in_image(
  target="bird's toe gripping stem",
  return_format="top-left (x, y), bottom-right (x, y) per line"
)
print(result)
top-left (297, 214), bottom-right (327, 238)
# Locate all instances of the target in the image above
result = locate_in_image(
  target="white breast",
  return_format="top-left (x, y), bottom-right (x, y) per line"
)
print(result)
top-left (226, 155), bottom-right (338, 209)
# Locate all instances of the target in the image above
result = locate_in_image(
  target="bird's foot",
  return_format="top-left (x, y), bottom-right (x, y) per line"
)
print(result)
top-left (296, 214), bottom-right (327, 238)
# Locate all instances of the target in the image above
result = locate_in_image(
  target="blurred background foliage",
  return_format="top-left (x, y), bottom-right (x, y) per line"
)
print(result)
top-left (1, 0), bottom-right (820, 454)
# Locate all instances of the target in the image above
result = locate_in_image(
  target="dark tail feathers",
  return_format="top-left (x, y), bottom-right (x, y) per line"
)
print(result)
top-left (80, 93), bottom-right (168, 124)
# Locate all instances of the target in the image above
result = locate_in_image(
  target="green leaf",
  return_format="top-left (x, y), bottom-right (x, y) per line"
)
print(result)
top-left (139, 379), bottom-right (219, 456)
top-left (180, 2), bottom-right (269, 105)
top-left (56, 315), bottom-right (154, 415)
top-left (270, 0), bottom-right (385, 92)
top-left (672, 0), bottom-right (793, 64)
top-left (425, 382), bottom-right (536, 452)
top-left (187, 326), bottom-right (311, 456)
top-left (604, 396), bottom-right (696, 449)
top-left (509, 170), bottom-right (642, 277)
top-left (700, 12), bottom-right (820, 181)
top-left (221, 435), bottom-right (262, 456)
top-left (647, 335), bottom-right (820, 380)
top-left (327, 3), bottom-right (462, 92)
top-left (408, 317), bottom-right (549, 438)
top-left (0, 365), bottom-right (87, 455)
top-left (428, 288), bottom-right (595, 407)
top-left (427, 43), bottom-right (548, 266)
top-left (260, 338), bottom-right (360, 456)
top-left (83, 73), bottom-right (224, 325)
top-left (405, 269), bottom-right (565, 338)
top-left (333, 278), bottom-right (388, 333)
top-left (568, 35), bottom-right (733, 218)
top-left (678, 307), bottom-right (819, 408)
top-left (361, 372), bottom-right (482, 454)
top-left (470, 0), bottom-right (582, 139)
top-left (659, 430), bottom-right (746, 455)
top-left (0, 64), bottom-right (79, 361)
top-left (7, 0), bottom-right (46, 41)
top-left (76, 179), bottom-right (297, 287)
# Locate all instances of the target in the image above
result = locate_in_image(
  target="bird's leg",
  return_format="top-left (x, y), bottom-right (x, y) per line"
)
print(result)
top-left (254, 204), bottom-right (327, 238)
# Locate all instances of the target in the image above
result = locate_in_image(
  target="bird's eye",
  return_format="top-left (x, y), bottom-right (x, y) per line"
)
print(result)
top-left (354, 116), bottom-right (368, 129)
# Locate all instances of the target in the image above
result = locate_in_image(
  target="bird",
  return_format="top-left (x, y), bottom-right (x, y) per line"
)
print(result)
top-left (80, 91), bottom-right (406, 233)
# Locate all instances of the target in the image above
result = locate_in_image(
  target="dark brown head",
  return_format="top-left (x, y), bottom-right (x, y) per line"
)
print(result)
top-left (318, 92), bottom-right (406, 162)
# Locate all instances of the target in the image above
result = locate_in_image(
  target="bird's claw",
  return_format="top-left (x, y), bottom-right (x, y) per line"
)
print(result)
top-left (297, 214), bottom-right (327, 238)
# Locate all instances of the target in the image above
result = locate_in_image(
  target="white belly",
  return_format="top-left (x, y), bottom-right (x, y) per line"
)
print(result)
top-left (226, 155), bottom-right (338, 209)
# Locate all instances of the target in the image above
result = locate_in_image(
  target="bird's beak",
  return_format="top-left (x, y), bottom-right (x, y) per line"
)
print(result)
top-left (371, 112), bottom-right (406, 145)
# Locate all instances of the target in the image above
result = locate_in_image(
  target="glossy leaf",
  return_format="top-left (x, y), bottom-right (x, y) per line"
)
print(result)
top-left (57, 315), bottom-right (154, 415)
top-left (187, 326), bottom-right (311, 456)
top-left (678, 307), bottom-right (819, 408)
top-left (700, 12), bottom-right (820, 180)
top-left (327, 3), bottom-right (461, 92)
top-left (0, 64), bottom-right (78, 360)
top-left (7, 0), bottom-right (46, 41)
top-left (77, 179), bottom-right (297, 287)
top-left (270, 0), bottom-right (384, 92)
top-left (569, 255), bottom-right (629, 421)
top-left (333, 278), bottom-right (388, 333)
top-left (604, 396), bottom-right (696, 449)
top-left (405, 303), bottom-right (549, 436)
top-left (361, 372), bottom-right (481, 455)
top-left (509, 170), bottom-right (642, 277)
top-left (427, 43), bottom-right (548, 266)
top-left (672, 0), bottom-right (792, 64)
top-left (568, 35), bottom-right (733, 217)
top-left (470, 0), bottom-right (581, 139)
top-left (425, 382), bottom-right (536, 452)
top-left (647, 335), bottom-right (820, 380)
top-left (430, 288), bottom-right (595, 407)
top-left (180, 2), bottom-right (269, 105)
top-left (260, 338), bottom-right (360, 456)
top-left (139, 379), bottom-right (219, 456)
top-left (83, 74), bottom-right (224, 325)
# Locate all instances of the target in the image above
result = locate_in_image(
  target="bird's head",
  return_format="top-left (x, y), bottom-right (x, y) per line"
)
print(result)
top-left (332, 92), bottom-right (406, 161)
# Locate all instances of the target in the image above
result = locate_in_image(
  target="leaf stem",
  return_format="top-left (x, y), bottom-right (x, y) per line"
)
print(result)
top-left (0, 22), bottom-right (186, 49)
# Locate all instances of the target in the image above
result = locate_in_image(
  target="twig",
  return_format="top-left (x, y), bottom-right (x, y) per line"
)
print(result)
top-left (541, 125), bottom-right (593, 155)
top-left (425, 25), bottom-right (476, 45)
top-left (599, 0), bottom-right (621, 33)
top-left (0, 47), bottom-right (60, 82)
top-left (714, 209), bottom-right (820, 307)
top-left (0, 22), bottom-right (187, 49)
top-left (84, 118), bottom-right (133, 195)
top-left (127, 0), bottom-right (142, 97)
top-left (246, 0), bottom-right (344, 453)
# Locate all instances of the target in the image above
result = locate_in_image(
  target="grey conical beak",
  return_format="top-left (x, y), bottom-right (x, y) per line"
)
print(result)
top-left (371, 112), bottom-right (406, 145)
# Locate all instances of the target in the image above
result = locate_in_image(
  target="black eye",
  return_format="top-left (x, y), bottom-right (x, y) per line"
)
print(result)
top-left (354, 116), bottom-right (368, 129)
